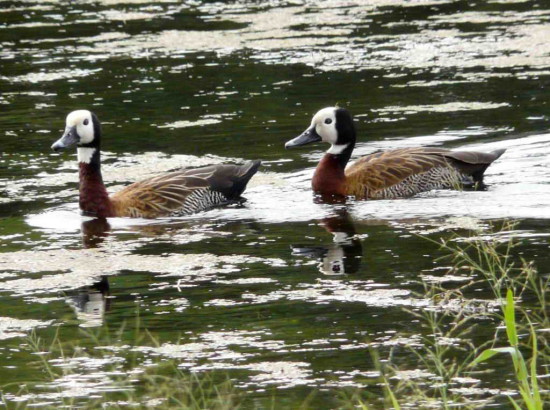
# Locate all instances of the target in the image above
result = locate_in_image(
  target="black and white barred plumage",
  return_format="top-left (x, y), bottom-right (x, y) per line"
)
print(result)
top-left (170, 189), bottom-right (229, 216)
top-left (370, 166), bottom-right (469, 199)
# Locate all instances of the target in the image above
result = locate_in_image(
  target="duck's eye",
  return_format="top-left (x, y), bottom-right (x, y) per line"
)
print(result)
top-left (83, 119), bottom-right (89, 126)
top-left (324, 118), bottom-right (332, 125)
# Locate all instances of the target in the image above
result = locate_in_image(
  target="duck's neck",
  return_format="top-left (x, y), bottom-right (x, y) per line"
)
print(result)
top-left (77, 147), bottom-right (114, 218)
top-left (312, 142), bottom-right (354, 197)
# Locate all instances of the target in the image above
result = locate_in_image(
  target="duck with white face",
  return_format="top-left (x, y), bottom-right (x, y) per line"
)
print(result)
top-left (52, 110), bottom-right (100, 164)
top-left (286, 106), bottom-right (506, 201)
top-left (51, 110), bottom-right (261, 219)
top-left (286, 107), bottom-right (353, 156)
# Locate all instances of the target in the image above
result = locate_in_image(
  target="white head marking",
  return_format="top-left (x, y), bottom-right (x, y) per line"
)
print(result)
top-left (66, 110), bottom-right (95, 145)
top-left (311, 107), bottom-right (338, 144)
top-left (327, 144), bottom-right (348, 155)
top-left (310, 107), bottom-right (348, 154)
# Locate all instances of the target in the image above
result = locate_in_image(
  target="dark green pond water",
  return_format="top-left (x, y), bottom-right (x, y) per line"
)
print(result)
top-left (1, 0), bottom-right (549, 408)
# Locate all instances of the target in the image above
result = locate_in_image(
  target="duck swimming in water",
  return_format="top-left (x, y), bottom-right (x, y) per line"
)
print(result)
top-left (286, 107), bottom-right (505, 200)
top-left (52, 110), bottom-right (260, 218)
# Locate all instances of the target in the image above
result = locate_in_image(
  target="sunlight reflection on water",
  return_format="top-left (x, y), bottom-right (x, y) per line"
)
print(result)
top-left (1, 0), bottom-right (550, 406)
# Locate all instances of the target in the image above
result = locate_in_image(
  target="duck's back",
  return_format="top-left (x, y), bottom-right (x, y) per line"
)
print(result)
top-left (111, 161), bottom-right (260, 218)
top-left (345, 147), bottom-right (505, 199)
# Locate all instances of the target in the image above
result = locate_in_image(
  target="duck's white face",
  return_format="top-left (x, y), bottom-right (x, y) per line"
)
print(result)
top-left (51, 109), bottom-right (98, 164)
top-left (310, 107), bottom-right (338, 145)
top-left (285, 107), bottom-right (337, 150)
top-left (66, 110), bottom-right (95, 144)
top-left (285, 106), bottom-right (351, 155)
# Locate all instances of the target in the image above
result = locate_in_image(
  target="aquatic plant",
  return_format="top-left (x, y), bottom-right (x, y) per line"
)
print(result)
top-left (362, 223), bottom-right (549, 409)
top-left (471, 289), bottom-right (543, 410)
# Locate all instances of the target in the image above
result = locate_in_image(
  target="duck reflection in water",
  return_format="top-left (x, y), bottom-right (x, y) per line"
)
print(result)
top-left (65, 218), bottom-right (113, 327)
top-left (291, 209), bottom-right (362, 275)
top-left (66, 275), bottom-right (111, 328)
top-left (81, 217), bottom-right (111, 248)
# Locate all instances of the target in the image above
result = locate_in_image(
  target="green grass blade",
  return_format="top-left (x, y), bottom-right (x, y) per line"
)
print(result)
top-left (383, 377), bottom-right (400, 410)
top-left (471, 347), bottom-right (516, 367)
top-left (507, 395), bottom-right (524, 410)
top-left (505, 289), bottom-right (518, 346)
top-left (529, 326), bottom-right (542, 410)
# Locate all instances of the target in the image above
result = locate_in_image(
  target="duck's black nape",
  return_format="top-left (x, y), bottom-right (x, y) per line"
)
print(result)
top-left (334, 108), bottom-right (356, 145)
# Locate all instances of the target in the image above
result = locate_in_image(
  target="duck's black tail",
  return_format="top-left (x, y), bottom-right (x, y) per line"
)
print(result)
top-left (202, 160), bottom-right (261, 200)
top-left (443, 148), bottom-right (505, 183)
top-left (231, 160), bottom-right (262, 198)
top-left (469, 148), bottom-right (506, 183)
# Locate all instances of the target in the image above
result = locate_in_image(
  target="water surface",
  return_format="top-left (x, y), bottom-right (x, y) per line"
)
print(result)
top-left (1, 0), bottom-right (549, 407)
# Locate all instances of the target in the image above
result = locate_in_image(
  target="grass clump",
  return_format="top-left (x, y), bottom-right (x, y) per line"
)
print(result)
top-left (364, 223), bottom-right (549, 409)
top-left (471, 289), bottom-right (543, 410)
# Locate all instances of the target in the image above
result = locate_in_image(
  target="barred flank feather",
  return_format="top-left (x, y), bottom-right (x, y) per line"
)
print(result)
top-left (369, 167), bottom-right (466, 199)
top-left (170, 189), bottom-right (228, 216)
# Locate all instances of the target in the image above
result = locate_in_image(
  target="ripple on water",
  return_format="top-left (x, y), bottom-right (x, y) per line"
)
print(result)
top-left (0, 249), bottom-right (283, 295)
top-left (1, 68), bottom-right (102, 84)
top-left (157, 118), bottom-right (222, 129)
top-left (204, 279), bottom-right (428, 310)
top-left (115, 6), bottom-right (547, 72)
top-left (371, 102), bottom-right (510, 115)
top-left (1, 1), bottom-right (549, 405)
top-left (3, 0), bottom-right (546, 78)
top-left (133, 327), bottom-right (377, 389)
top-left (0, 317), bottom-right (53, 340)
top-left (9, 354), bottom-right (131, 403)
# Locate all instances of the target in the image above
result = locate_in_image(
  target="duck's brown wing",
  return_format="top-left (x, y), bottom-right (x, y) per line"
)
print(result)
top-left (345, 147), bottom-right (504, 199)
top-left (111, 161), bottom-right (261, 218)
top-left (111, 170), bottom-right (213, 218)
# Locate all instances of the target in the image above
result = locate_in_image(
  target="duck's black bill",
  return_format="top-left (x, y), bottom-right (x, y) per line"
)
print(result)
top-left (285, 127), bottom-right (321, 149)
top-left (51, 126), bottom-right (78, 151)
